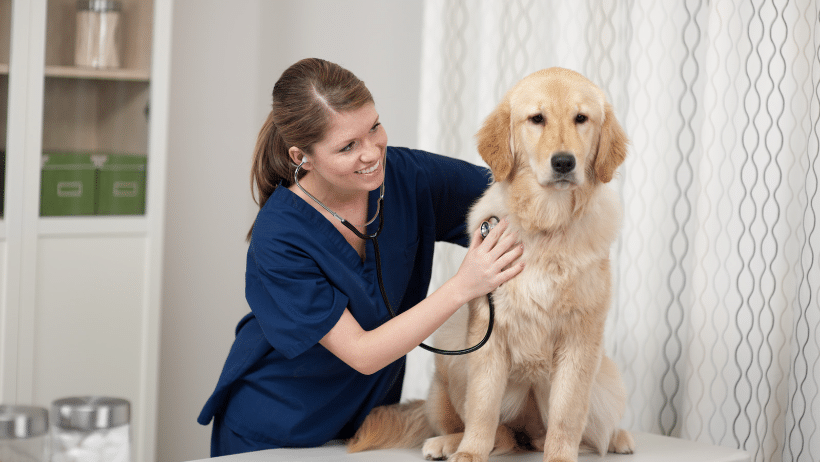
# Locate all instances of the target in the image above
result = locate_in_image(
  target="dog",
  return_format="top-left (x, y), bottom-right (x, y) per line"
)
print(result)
top-left (348, 67), bottom-right (634, 462)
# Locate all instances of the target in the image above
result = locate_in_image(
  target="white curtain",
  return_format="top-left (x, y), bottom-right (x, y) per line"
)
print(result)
top-left (402, 1), bottom-right (820, 461)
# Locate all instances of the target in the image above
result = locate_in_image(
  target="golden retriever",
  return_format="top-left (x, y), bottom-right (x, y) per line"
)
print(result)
top-left (348, 67), bottom-right (634, 462)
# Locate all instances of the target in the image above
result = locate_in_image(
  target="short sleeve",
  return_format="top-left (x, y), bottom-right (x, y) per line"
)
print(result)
top-left (413, 151), bottom-right (491, 245)
top-left (245, 229), bottom-right (349, 360)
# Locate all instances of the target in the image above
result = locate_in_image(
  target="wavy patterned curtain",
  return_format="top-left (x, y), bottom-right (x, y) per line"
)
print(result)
top-left (402, 1), bottom-right (820, 461)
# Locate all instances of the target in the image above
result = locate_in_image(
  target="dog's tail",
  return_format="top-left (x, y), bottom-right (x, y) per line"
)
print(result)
top-left (347, 400), bottom-right (435, 452)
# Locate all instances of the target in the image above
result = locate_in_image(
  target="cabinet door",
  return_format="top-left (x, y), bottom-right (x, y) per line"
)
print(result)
top-left (34, 1), bottom-right (160, 460)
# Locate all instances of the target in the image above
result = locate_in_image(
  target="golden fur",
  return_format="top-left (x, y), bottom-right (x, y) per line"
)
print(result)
top-left (348, 67), bottom-right (635, 462)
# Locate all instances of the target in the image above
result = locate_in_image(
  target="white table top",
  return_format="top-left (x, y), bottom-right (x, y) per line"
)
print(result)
top-left (188, 432), bottom-right (750, 462)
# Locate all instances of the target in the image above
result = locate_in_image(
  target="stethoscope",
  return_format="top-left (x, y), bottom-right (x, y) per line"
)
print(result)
top-left (294, 156), bottom-right (496, 356)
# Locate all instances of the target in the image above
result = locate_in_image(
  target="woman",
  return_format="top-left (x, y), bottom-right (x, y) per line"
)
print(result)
top-left (198, 58), bottom-right (524, 456)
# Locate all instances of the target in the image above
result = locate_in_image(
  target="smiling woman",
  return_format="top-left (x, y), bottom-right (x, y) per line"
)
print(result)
top-left (196, 58), bottom-right (525, 457)
top-left (156, 3), bottom-right (431, 460)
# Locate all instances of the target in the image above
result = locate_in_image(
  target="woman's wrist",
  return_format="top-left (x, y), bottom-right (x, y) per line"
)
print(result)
top-left (441, 273), bottom-right (476, 310)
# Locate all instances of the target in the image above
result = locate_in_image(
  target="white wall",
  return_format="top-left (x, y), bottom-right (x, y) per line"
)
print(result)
top-left (157, 1), bottom-right (423, 461)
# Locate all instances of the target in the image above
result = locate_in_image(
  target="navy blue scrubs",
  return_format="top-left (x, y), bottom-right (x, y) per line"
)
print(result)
top-left (198, 147), bottom-right (490, 455)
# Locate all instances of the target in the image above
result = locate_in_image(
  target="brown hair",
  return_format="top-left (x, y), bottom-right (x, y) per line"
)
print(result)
top-left (248, 58), bottom-right (374, 239)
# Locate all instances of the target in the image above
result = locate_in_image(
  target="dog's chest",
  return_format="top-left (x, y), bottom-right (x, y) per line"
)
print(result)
top-left (491, 235), bottom-right (604, 376)
top-left (498, 237), bottom-right (590, 314)
top-left (490, 272), bottom-right (563, 378)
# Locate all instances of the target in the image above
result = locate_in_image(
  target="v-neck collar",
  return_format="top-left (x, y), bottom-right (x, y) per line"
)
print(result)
top-left (276, 184), bottom-right (382, 271)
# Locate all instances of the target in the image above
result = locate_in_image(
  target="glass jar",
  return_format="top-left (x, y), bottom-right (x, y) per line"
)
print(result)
top-left (75, 0), bottom-right (123, 69)
top-left (51, 397), bottom-right (130, 462)
top-left (0, 405), bottom-right (49, 462)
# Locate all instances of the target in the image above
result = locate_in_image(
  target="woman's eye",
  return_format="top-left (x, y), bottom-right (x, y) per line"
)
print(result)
top-left (370, 122), bottom-right (381, 132)
top-left (340, 142), bottom-right (355, 153)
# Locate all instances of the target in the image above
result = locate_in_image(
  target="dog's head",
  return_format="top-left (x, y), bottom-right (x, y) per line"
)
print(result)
top-left (477, 68), bottom-right (628, 189)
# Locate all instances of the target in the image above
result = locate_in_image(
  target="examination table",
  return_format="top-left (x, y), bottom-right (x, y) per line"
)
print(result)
top-left (187, 432), bottom-right (751, 461)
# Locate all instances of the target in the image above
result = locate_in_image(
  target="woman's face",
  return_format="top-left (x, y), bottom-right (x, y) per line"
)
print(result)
top-left (297, 102), bottom-right (388, 199)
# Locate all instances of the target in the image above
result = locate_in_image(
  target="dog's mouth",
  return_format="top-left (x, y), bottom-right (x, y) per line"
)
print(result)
top-left (550, 180), bottom-right (574, 191)
top-left (545, 174), bottom-right (577, 190)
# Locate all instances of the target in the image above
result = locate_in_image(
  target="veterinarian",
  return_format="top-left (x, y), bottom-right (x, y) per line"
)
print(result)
top-left (197, 58), bottom-right (525, 456)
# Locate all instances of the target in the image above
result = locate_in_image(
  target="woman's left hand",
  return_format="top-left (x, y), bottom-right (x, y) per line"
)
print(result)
top-left (452, 216), bottom-right (525, 302)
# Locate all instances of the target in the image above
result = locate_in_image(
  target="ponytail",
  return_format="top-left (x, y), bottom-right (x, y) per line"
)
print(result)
top-left (250, 111), bottom-right (290, 208)
top-left (247, 111), bottom-right (298, 241)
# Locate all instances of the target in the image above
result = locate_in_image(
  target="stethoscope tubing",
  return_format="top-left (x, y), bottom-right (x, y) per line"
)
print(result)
top-left (294, 159), bottom-right (494, 356)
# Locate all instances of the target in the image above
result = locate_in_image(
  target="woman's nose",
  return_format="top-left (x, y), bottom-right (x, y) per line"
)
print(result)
top-left (362, 138), bottom-right (384, 160)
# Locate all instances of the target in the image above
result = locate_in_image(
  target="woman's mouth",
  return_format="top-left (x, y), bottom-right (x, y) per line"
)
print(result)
top-left (355, 160), bottom-right (381, 175)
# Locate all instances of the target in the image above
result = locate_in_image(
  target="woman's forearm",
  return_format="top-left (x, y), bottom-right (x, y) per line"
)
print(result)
top-left (320, 275), bottom-right (470, 375)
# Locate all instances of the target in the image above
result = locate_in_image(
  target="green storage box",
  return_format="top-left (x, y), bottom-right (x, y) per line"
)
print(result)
top-left (95, 153), bottom-right (146, 215)
top-left (40, 152), bottom-right (96, 216)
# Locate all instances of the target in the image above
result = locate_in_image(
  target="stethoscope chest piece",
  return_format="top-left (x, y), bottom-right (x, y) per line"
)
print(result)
top-left (480, 216), bottom-right (500, 239)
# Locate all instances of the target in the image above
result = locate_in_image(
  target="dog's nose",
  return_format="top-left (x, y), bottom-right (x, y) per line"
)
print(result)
top-left (551, 153), bottom-right (576, 174)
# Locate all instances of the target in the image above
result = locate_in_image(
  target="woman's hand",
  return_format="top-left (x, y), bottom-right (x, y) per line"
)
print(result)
top-left (453, 217), bottom-right (525, 302)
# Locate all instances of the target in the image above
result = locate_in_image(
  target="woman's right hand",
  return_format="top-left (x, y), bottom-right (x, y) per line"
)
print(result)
top-left (453, 217), bottom-right (525, 302)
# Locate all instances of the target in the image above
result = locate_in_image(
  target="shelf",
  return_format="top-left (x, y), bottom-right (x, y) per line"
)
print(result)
top-left (45, 65), bottom-right (150, 82)
top-left (37, 216), bottom-right (148, 237)
top-left (0, 217), bottom-right (146, 240)
top-left (0, 64), bottom-right (149, 81)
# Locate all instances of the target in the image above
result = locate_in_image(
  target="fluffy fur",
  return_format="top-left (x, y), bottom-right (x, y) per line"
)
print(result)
top-left (348, 67), bottom-right (635, 462)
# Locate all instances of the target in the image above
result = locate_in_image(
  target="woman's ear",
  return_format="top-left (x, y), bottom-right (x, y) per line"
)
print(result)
top-left (594, 102), bottom-right (628, 183)
top-left (289, 146), bottom-right (308, 169)
top-left (476, 99), bottom-right (514, 183)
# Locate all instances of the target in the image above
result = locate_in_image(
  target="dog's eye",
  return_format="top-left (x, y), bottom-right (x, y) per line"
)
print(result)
top-left (575, 114), bottom-right (588, 124)
top-left (529, 114), bottom-right (545, 125)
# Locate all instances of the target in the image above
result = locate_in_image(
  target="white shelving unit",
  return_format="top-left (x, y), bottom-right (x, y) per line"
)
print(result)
top-left (0, 1), bottom-right (172, 460)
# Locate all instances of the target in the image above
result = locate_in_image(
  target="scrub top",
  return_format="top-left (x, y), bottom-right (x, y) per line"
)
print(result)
top-left (198, 147), bottom-right (490, 450)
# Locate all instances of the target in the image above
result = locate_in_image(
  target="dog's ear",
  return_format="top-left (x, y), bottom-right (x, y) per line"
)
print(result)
top-left (594, 102), bottom-right (628, 183)
top-left (477, 99), bottom-right (514, 182)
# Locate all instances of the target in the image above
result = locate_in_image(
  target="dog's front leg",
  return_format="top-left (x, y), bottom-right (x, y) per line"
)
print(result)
top-left (535, 336), bottom-right (602, 462)
top-left (450, 337), bottom-right (509, 462)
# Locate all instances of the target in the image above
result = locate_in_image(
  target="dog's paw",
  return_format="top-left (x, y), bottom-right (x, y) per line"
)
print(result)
top-left (608, 428), bottom-right (635, 454)
top-left (422, 434), bottom-right (462, 461)
top-left (530, 433), bottom-right (546, 452)
top-left (448, 452), bottom-right (487, 462)
top-left (490, 425), bottom-right (518, 456)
